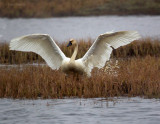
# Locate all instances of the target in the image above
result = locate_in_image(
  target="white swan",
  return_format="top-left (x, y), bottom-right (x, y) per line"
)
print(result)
top-left (10, 31), bottom-right (140, 76)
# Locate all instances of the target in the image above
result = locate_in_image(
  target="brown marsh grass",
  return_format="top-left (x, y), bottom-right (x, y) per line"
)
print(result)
top-left (0, 38), bottom-right (160, 64)
top-left (0, 0), bottom-right (160, 18)
top-left (0, 38), bottom-right (160, 99)
top-left (0, 56), bottom-right (160, 99)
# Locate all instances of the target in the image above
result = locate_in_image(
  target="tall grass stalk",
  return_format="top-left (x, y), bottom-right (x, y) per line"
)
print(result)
top-left (0, 56), bottom-right (160, 99)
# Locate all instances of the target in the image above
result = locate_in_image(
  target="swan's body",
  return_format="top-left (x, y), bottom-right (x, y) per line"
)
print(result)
top-left (61, 58), bottom-right (84, 75)
top-left (10, 31), bottom-right (140, 76)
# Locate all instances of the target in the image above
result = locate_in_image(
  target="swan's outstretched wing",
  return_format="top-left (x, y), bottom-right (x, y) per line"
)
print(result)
top-left (82, 31), bottom-right (141, 74)
top-left (10, 34), bottom-right (66, 69)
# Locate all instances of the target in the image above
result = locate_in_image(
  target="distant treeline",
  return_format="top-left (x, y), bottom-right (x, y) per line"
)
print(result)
top-left (0, 0), bottom-right (160, 18)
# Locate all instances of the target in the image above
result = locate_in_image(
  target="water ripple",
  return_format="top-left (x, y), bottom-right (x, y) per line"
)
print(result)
top-left (0, 97), bottom-right (160, 124)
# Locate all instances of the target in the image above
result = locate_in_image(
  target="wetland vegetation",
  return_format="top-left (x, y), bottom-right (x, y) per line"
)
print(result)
top-left (0, 0), bottom-right (160, 18)
top-left (0, 38), bottom-right (160, 99)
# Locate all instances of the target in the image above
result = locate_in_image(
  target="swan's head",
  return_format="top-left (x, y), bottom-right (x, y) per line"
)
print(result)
top-left (67, 39), bottom-right (76, 47)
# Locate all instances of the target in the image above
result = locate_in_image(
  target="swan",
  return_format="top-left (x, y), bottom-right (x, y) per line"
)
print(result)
top-left (10, 31), bottom-right (140, 76)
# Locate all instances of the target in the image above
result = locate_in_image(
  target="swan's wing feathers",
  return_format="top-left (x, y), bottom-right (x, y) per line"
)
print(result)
top-left (10, 34), bottom-right (66, 69)
top-left (82, 31), bottom-right (140, 74)
top-left (100, 31), bottom-right (141, 49)
top-left (82, 37), bottom-right (113, 74)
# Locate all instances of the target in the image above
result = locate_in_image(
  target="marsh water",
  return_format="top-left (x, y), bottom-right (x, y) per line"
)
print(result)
top-left (0, 16), bottom-right (160, 42)
top-left (0, 16), bottom-right (160, 124)
top-left (0, 97), bottom-right (160, 124)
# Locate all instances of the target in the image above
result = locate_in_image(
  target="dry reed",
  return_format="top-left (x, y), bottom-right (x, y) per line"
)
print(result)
top-left (0, 38), bottom-right (160, 64)
top-left (0, 38), bottom-right (160, 99)
top-left (0, 56), bottom-right (160, 99)
top-left (0, 0), bottom-right (160, 18)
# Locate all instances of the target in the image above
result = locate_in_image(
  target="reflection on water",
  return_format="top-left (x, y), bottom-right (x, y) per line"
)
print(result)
top-left (0, 97), bottom-right (160, 124)
top-left (0, 16), bottom-right (160, 42)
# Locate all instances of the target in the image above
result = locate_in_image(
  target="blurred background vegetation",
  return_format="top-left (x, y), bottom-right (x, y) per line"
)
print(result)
top-left (0, 0), bottom-right (160, 18)
top-left (1, 38), bottom-right (160, 64)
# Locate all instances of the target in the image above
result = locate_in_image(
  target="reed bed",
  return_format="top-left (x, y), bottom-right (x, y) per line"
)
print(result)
top-left (0, 38), bottom-right (160, 64)
top-left (0, 56), bottom-right (160, 99)
top-left (0, 38), bottom-right (160, 99)
top-left (0, 0), bottom-right (160, 18)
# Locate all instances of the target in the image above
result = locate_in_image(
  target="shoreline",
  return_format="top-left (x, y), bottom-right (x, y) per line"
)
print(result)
top-left (0, 14), bottom-right (160, 19)
top-left (0, 0), bottom-right (160, 18)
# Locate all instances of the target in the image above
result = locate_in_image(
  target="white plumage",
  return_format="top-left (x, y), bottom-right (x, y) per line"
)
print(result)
top-left (10, 34), bottom-right (66, 70)
top-left (10, 31), bottom-right (141, 76)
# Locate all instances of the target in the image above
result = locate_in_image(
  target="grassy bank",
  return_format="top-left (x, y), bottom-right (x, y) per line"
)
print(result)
top-left (0, 38), bottom-right (160, 99)
top-left (0, 0), bottom-right (160, 18)
top-left (0, 56), bottom-right (160, 99)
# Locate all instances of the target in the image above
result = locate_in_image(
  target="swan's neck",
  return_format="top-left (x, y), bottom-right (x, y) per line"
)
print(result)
top-left (70, 43), bottom-right (78, 62)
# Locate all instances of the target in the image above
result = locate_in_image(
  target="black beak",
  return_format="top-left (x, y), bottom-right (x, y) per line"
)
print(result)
top-left (67, 41), bottom-right (72, 47)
